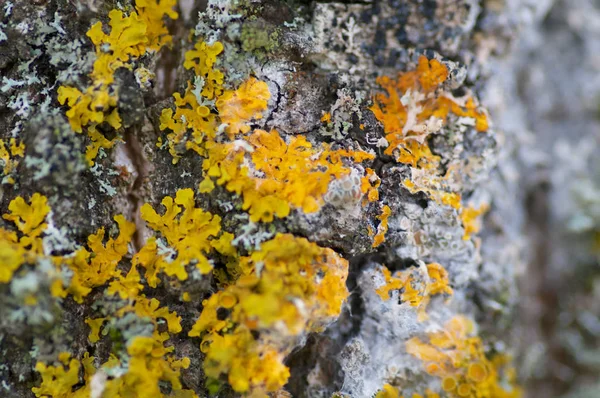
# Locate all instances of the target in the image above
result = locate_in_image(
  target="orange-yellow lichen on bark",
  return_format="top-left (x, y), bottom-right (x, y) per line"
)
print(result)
top-left (58, 1), bottom-right (178, 164)
top-left (370, 55), bottom-right (488, 171)
top-left (160, 40), bottom-right (226, 163)
top-left (33, 344), bottom-right (195, 398)
top-left (31, 354), bottom-right (82, 398)
top-left (373, 205), bottom-right (392, 247)
top-left (217, 77), bottom-right (271, 137)
top-left (0, 138), bottom-right (25, 183)
top-left (183, 40), bottom-right (225, 99)
top-left (138, 188), bottom-right (235, 283)
top-left (403, 178), bottom-right (462, 210)
top-left (189, 234), bottom-right (349, 394)
top-left (2, 193), bottom-right (49, 248)
top-left (76, 295), bottom-right (193, 397)
top-left (461, 203), bottom-right (490, 240)
top-left (417, 56), bottom-right (448, 92)
top-left (406, 316), bottom-right (522, 398)
top-left (0, 193), bottom-right (50, 284)
top-left (376, 262), bottom-right (452, 320)
top-left (54, 214), bottom-right (136, 303)
top-left (375, 384), bottom-right (441, 398)
top-left (85, 317), bottom-right (106, 343)
top-left (375, 384), bottom-right (401, 398)
top-left (200, 129), bottom-right (375, 223)
top-left (361, 168), bottom-right (381, 204)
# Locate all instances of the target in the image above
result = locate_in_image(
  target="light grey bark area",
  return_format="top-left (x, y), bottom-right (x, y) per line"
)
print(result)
top-left (0, 0), bottom-right (599, 397)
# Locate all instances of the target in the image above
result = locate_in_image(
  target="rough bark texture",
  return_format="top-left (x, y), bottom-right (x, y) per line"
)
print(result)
top-left (0, 0), bottom-right (599, 397)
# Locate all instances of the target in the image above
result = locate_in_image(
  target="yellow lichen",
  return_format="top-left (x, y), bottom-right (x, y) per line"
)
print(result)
top-left (406, 316), bottom-right (522, 398)
top-left (375, 384), bottom-right (401, 398)
top-left (403, 177), bottom-right (462, 211)
top-left (85, 317), bottom-right (106, 343)
top-left (0, 138), bottom-right (25, 183)
top-left (183, 40), bottom-right (225, 99)
top-left (2, 193), bottom-right (49, 252)
top-left (373, 205), bottom-right (392, 247)
top-left (161, 41), bottom-right (376, 224)
top-left (200, 129), bottom-right (374, 223)
top-left (376, 262), bottom-right (452, 320)
top-left (361, 167), bottom-right (381, 204)
top-left (375, 384), bottom-right (441, 398)
top-left (0, 193), bottom-right (51, 284)
top-left (58, 2), bottom-right (178, 164)
top-left (137, 188), bottom-right (235, 285)
top-left (189, 234), bottom-right (349, 394)
top-left (217, 77), bottom-right (271, 137)
top-left (460, 203), bottom-right (490, 240)
top-left (160, 39), bottom-right (226, 163)
top-left (32, 355), bottom-right (81, 398)
top-left (56, 214), bottom-right (136, 303)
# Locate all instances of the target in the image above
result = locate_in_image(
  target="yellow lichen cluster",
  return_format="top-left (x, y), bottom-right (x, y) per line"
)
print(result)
top-left (57, 1), bottom-right (178, 165)
top-left (77, 296), bottom-right (193, 397)
top-left (361, 167), bottom-right (381, 205)
top-left (199, 129), bottom-right (374, 222)
top-left (375, 384), bottom-right (441, 398)
top-left (406, 316), bottom-right (522, 398)
top-left (376, 262), bottom-right (453, 321)
top-left (33, 341), bottom-right (194, 398)
top-left (0, 193), bottom-right (49, 283)
top-left (189, 234), bottom-right (349, 395)
top-left (137, 188), bottom-right (235, 285)
top-left (403, 176), bottom-right (461, 211)
top-left (0, 138), bottom-right (25, 184)
top-left (160, 40), bottom-right (375, 223)
top-left (460, 204), bottom-right (489, 240)
top-left (373, 205), bottom-right (392, 247)
top-left (54, 215), bottom-right (136, 302)
top-left (0, 191), bottom-right (196, 397)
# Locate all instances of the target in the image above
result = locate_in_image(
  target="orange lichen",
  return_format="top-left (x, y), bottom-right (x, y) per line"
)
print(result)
top-left (370, 56), bottom-right (488, 213)
top-left (406, 316), bottom-right (522, 398)
top-left (361, 167), bottom-right (381, 204)
top-left (370, 56), bottom-right (488, 167)
top-left (189, 234), bottom-right (349, 394)
top-left (373, 205), bottom-right (392, 247)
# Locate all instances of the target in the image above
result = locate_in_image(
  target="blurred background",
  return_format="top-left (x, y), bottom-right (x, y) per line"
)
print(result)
top-left (481, 0), bottom-right (600, 396)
